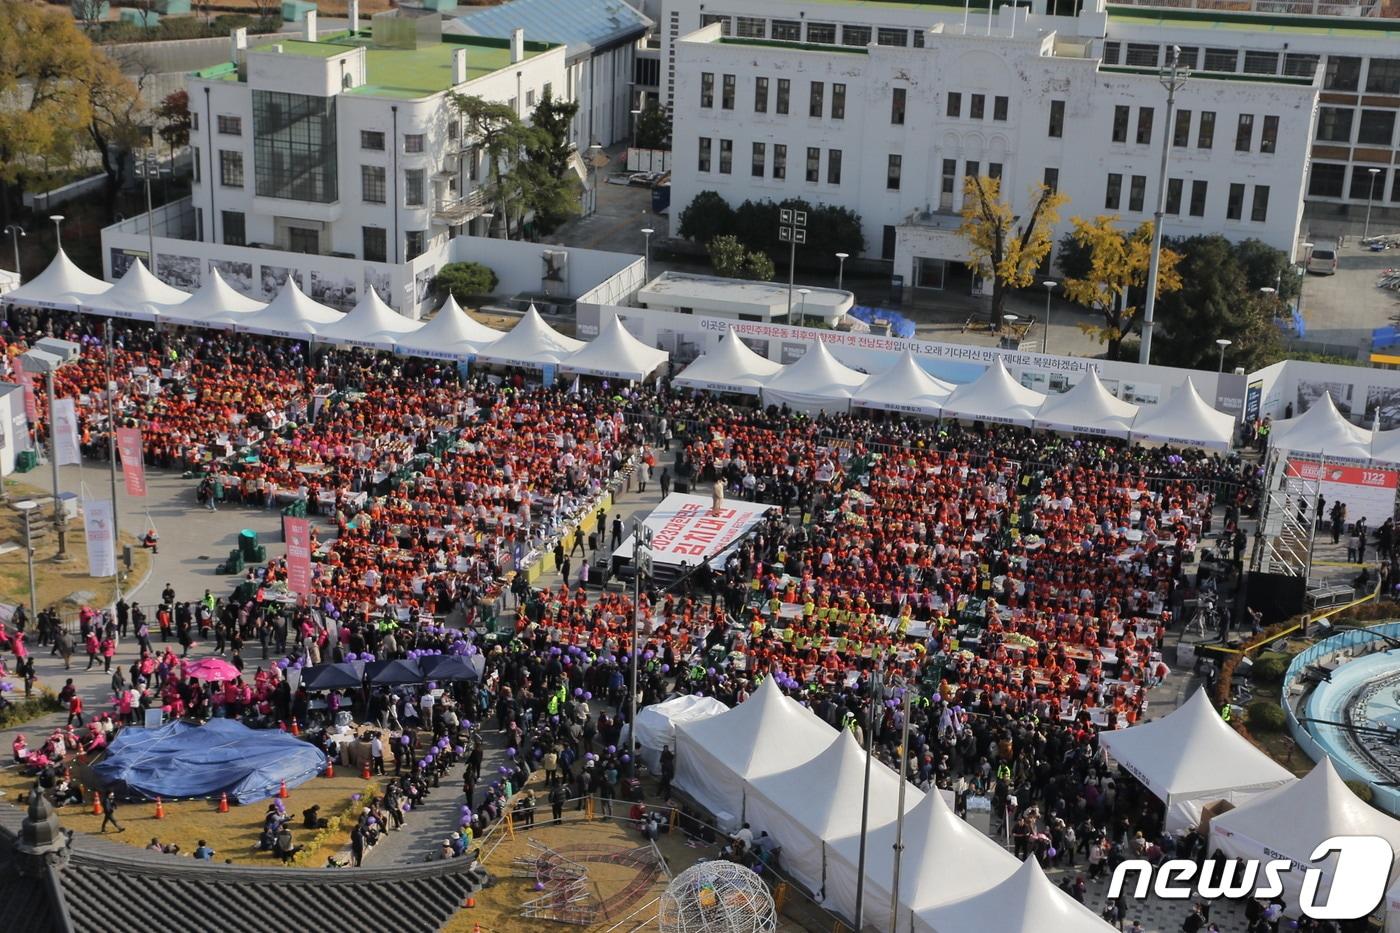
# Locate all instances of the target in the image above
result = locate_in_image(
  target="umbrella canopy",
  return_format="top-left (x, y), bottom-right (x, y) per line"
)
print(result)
top-left (394, 295), bottom-right (504, 360)
top-left (366, 658), bottom-right (425, 686)
top-left (314, 286), bottom-right (423, 350)
top-left (183, 657), bottom-right (241, 682)
top-left (300, 662), bottom-right (364, 691)
top-left (418, 654), bottom-right (481, 682)
top-left (158, 267), bottom-right (265, 329)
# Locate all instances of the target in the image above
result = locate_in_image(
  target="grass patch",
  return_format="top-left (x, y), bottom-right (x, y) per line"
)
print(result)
top-left (0, 691), bottom-right (62, 729)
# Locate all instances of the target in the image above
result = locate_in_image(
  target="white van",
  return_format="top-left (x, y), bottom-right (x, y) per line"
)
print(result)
top-left (1308, 246), bottom-right (1338, 275)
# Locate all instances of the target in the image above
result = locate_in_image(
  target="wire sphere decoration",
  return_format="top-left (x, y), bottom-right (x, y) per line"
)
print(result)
top-left (658, 860), bottom-right (778, 933)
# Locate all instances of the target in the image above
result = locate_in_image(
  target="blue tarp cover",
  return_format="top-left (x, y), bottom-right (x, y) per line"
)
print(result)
top-left (93, 719), bottom-right (328, 804)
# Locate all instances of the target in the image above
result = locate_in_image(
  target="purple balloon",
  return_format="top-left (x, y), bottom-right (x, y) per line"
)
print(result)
top-left (661, 665), bottom-right (670, 674)
top-left (621, 754), bottom-right (631, 763)
top-left (506, 748), bottom-right (517, 758)
top-left (574, 688), bottom-right (583, 697)
top-left (583, 692), bottom-right (592, 700)
top-left (607, 745), bottom-right (616, 755)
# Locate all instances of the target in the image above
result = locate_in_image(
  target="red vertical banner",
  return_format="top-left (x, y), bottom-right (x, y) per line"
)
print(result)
top-left (284, 517), bottom-right (312, 596)
top-left (114, 427), bottom-right (147, 497)
top-left (12, 357), bottom-right (36, 422)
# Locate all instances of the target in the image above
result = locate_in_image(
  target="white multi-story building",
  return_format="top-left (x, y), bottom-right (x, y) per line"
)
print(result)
top-left (186, 9), bottom-right (566, 265)
top-left (669, 16), bottom-right (1317, 288)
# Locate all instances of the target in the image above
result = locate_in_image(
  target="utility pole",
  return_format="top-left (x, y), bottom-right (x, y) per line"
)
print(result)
top-left (853, 657), bottom-right (884, 930)
top-left (889, 685), bottom-right (913, 931)
top-left (778, 208), bottom-right (807, 321)
top-left (1140, 45), bottom-right (1189, 366)
top-left (105, 320), bottom-right (122, 600)
top-left (45, 368), bottom-right (68, 561)
top-left (628, 518), bottom-right (653, 762)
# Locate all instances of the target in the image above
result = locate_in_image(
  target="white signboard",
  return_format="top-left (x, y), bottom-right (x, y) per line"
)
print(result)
top-left (83, 497), bottom-right (116, 578)
top-left (612, 494), bottom-right (771, 569)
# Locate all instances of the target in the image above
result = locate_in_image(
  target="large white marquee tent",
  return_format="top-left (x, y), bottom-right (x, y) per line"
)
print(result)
top-left (393, 296), bottom-right (503, 360)
top-left (238, 279), bottom-right (342, 339)
top-left (474, 305), bottom-right (585, 369)
top-left (157, 269), bottom-right (265, 329)
top-left (620, 694), bottom-right (729, 774)
top-left (1033, 369), bottom-right (1140, 438)
top-left (1129, 378), bottom-right (1236, 451)
top-left (559, 316), bottom-right (669, 381)
top-left (4, 249), bottom-right (112, 310)
top-left (670, 333), bottom-right (782, 395)
top-left (941, 358), bottom-right (1047, 426)
top-left (851, 349), bottom-right (954, 417)
top-left (1268, 391), bottom-right (1373, 461)
top-left (760, 340), bottom-right (868, 413)
top-left (916, 854), bottom-right (1113, 933)
top-left (314, 286), bottom-right (424, 350)
top-left (87, 259), bottom-right (190, 321)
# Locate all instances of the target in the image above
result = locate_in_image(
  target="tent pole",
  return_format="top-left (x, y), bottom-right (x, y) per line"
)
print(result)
top-left (853, 658), bottom-right (884, 930)
top-left (889, 687), bottom-right (912, 930)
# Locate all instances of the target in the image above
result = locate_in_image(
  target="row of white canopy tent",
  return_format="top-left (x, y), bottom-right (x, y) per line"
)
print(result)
top-left (674, 334), bottom-right (1237, 449)
top-left (3, 251), bottom-right (671, 381)
top-left (672, 677), bottom-right (1113, 932)
top-left (1269, 390), bottom-right (1400, 465)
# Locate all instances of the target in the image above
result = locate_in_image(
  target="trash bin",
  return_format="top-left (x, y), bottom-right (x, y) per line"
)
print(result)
top-left (238, 529), bottom-right (258, 560)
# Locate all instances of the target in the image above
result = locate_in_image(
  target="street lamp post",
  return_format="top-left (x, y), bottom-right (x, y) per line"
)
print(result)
top-left (3, 225), bottom-right (23, 278)
top-left (1365, 167), bottom-right (1381, 241)
top-left (588, 142), bottom-right (603, 216)
top-left (16, 500), bottom-right (38, 623)
top-left (852, 660), bottom-right (884, 930)
top-left (1140, 45), bottom-right (1190, 365)
top-left (628, 519), bottom-right (652, 763)
top-left (797, 287), bottom-right (811, 330)
top-left (835, 251), bottom-right (849, 291)
top-left (630, 108), bottom-right (642, 148)
top-left (641, 227), bottom-right (654, 282)
top-left (778, 208), bottom-right (807, 319)
top-left (136, 152), bottom-right (167, 275)
top-left (105, 319), bottom-right (123, 599)
top-left (49, 214), bottom-right (65, 251)
top-left (1002, 313), bottom-right (1018, 348)
top-left (1216, 337), bottom-right (1232, 373)
top-left (44, 367), bottom-right (67, 561)
top-left (1041, 280), bottom-right (1056, 354)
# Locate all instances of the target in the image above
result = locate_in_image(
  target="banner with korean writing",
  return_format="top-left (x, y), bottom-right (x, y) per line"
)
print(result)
top-left (611, 493), bottom-right (770, 569)
top-left (52, 397), bottom-right (80, 466)
top-left (115, 427), bottom-right (147, 496)
top-left (1286, 461), bottom-right (1398, 527)
top-left (83, 498), bottom-right (117, 578)
top-left (284, 516), bottom-right (312, 596)
top-left (12, 357), bottom-right (36, 423)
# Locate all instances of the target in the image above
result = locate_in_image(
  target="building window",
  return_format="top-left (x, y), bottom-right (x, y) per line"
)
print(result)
top-left (1198, 111), bottom-right (1215, 149)
top-left (912, 29), bottom-right (924, 48)
top-left (219, 150), bottom-right (243, 188)
top-left (988, 162), bottom-right (1003, 180)
top-left (776, 79), bottom-right (790, 115)
top-left (809, 81), bottom-right (824, 118)
top-left (447, 120), bottom-right (459, 142)
top-left (965, 160), bottom-right (979, 181)
top-left (942, 159), bottom-right (958, 202)
top-left (405, 230), bottom-right (425, 260)
top-left (700, 13), bottom-right (730, 33)
top-left (1136, 107), bottom-right (1154, 145)
top-left (1235, 114), bottom-right (1253, 152)
top-left (361, 130), bottom-right (385, 150)
top-left (1105, 173), bottom-right (1122, 210)
top-left (404, 168), bottom-right (425, 207)
top-left (1166, 178), bottom-right (1183, 215)
top-left (832, 84), bottom-right (845, 120)
top-left (1308, 162), bottom-right (1346, 197)
top-left (1243, 51), bottom-right (1279, 75)
top-left (1251, 185), bottom-right (1270, 222)
top-left (1043, 166), bottom-right (1059, 194)
top-left (191, 113), bottom-right (198, 131)
top-left (1366, 58), bottom-right (1400, 94)
top-left (735, 16), bottom-right (765, 38)
top-left (217, 115), bottom-right (242, 135)
top-left (828, 149), bottom-right (841, 185)
top-left (1316, 108), bottom-right (1354, 143)
top-left (947, 92), bottom-right (962, 118)
top-left (772, 19), bottom-right (801, 41)
top-left (363, 227), bottom-right (386, 263)
top-left (721, 74), bottom-right (735, 110)
top-left (222, 210), bottom-right (245, 246)
top-left (891, 88), bottom-right (906, 125)
top-left (1125, 43), bottom-right (1158, 67)
top-left (404, 133), bottom-right (424, 153)
top-left (1112, 105), bottom-right (1129, 143)
top-left (698, 137), bottom-right (711, 172)
top-left (1284, 53), bottom-right (1320, 78)
top-left (1102, 41), bottom-right (1121, 65)
top-left (752, 142), bottom-right (765, 177)
top-left (1358, 110), bottom-right (1397, 146)
top-left (525, 89), bottom-right (536, 109)
top-left (970, 94), bottom-right (985, 119)
top-left (719, 138), bottom-right (732, 174)
top-left (287, 227), bottom-right (318, 254)
top-left (1226, 183), bottom-right (1245, 220)
top-left (361, 164), bottom-right (386, 203)
top-left (1189, 180), bottom-right (1208, 216)
top-left (882, 225), bottom-right (896, 261)
top-left (806, 147), bottom-right (820, 183)
top-left (754, 77), bottom-right (768, 113)
top-left (1048, 100), bottom-right (1064, 138)
top-left (1203, 48), bottom-right (1238, 72)
top-left (1351, 166), bottom-right (1385, 199)
top-left (993, 96), bottom-right (1008, 121)
top-left (466, 146), bottom-right (478, 181)
top-left (773, 144), bottom-right (786, 179)
top-left (887, 154), bottom-right (902, 191)
top-left (1260, 115), bottom-right (1279, 154)
top-left (1394, 172), bottom-right (1400, 202)
top-left (252, 90), bottom-right (338, 203)
top-left (806, 22), bottom-right (836, 44)
top-left (1176, 46), bottom-right (1199, 69)
top-left (1128, 175), bottom-right (1146, 212)
top-left (193, 146), bottom-right (200, 182)
top-left (700, 73), bottom-right (714, 108)
top-left (1173, 109), bottom-right (1191, 147)
top-left (1323, 56), bottom-right (1361, 91)
top-left (877, 27), bottom-right (907, 46)
top-left (841, 25), bottom-right (871, 46)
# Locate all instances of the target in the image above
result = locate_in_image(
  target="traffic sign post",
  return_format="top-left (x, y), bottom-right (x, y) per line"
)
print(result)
top-left (778, 209), bottom-right (808, 322)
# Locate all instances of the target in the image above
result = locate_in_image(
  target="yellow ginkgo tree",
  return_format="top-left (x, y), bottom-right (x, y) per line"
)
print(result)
top-left (1060, 215), bottom-right (1182, 361)
top-left (958, 176), bottom-right (1067, 327)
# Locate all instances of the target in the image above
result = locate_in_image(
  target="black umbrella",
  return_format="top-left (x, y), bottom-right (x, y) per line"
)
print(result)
top-left (300, 662), bottom-right (363, 691)
top-left (418, 654), bottom-right (480, 683)
top-left (365, 658), bottom-right (425, 686)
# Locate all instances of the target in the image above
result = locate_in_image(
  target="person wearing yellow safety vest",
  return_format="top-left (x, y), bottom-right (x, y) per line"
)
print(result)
top-left (1220, 704), bottom-right (1232, 722)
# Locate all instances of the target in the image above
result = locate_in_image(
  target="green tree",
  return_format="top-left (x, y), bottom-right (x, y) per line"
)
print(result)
top-left (432, 261), bottom-right (498, 303)
top-left (155, 89), bottom-right (191, 150)
top-left (523, 94), bottom-right (582, 236)
top-left (707, 234), bottom-right (773, 281)
top-left (1233, 237), bottom-right (1300, 304)
top-left (449, 94), bottom-right (536, 239)
top-left (1153, 234), bottom-right (1283, 372)
top-left (77, 47), bottom-right (146, 214)
top-left (731, 198), bottom-right (865, 267)
top-left (634, 103), bottom-right (671, 149)
top-left (959, 177), bottom-right (1067, 326)
top-left (678, 191), bottom-right (735, 245)
top-left (1059, 216), bottom-right (1181, 361)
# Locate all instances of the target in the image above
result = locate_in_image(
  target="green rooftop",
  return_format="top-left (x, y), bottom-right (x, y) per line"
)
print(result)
top-left (1107, 4), bottom-right (1400, 39)
top-left (191, 31), bottom-right (556, 99)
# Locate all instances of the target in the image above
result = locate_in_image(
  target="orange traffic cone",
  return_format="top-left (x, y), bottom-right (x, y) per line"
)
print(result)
top-left (278, 780), bottom-right (288, 799)
top-left (361, 761), bottom-right (372, 781)
top-left (217, 792), bottom-right (229, 813)
top-left (464, 897), bottom-right (476, 909)
top-left (91, 790), bottom-right (103, 816)
top-left (154, 797), bottom-right (165, 820)
top-left (290, 719), bottom-right (300, 737)
top-left (324, 761), bottom-right (334, 778)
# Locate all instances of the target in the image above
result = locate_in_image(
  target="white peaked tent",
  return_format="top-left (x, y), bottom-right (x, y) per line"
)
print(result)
top-left (87, 259), bottom-right (191, 321)
top-left (1129, 378), bottom-right (1236, 451)
top-left (852, 349), bottom-right (954, 417)
top-left (941, 358), bottom-right (1047, 426)
top-left (916, 854), bottom-right (1114, 933)
top-left (314, 287), bottom-right (422, 350)
top-left (1269, 391), bottom-right (1373, 461)
top-left (621, 694), bottom-right (729, 773)
top-left (238, 278), bottom-right (342, 339)
top-left (1033, 369), bottom-right (1140, 438)
top-left (1210, 758), bottom-right (1400, 910)
top-left (158, 268), bottom-right (265, 329)
top-left (1097, 688), bottom-right (1295, 831)
top-left (394, 296), bottom-right (503, 360)
top-left (671, 332), bottom-right (782, 395)
top-left (673, 676), bottom-right (836, 824)
top-left (745, 730), bottom-right (921, 899)
top-left (474, 305), bottom-right (584, 369)
top-left (824, 782), bottom-right (1019, 932)
top-left (560, 316), bottom-right (669, 381)
top-left (4, 249), bottom-right (112, 310)
top-left (1375, 427), bottom-right (1400, 467)
top-left (1386, 876), bottom-right (1400, 933)
top-left (760, 340), bottom-right (868, 413)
